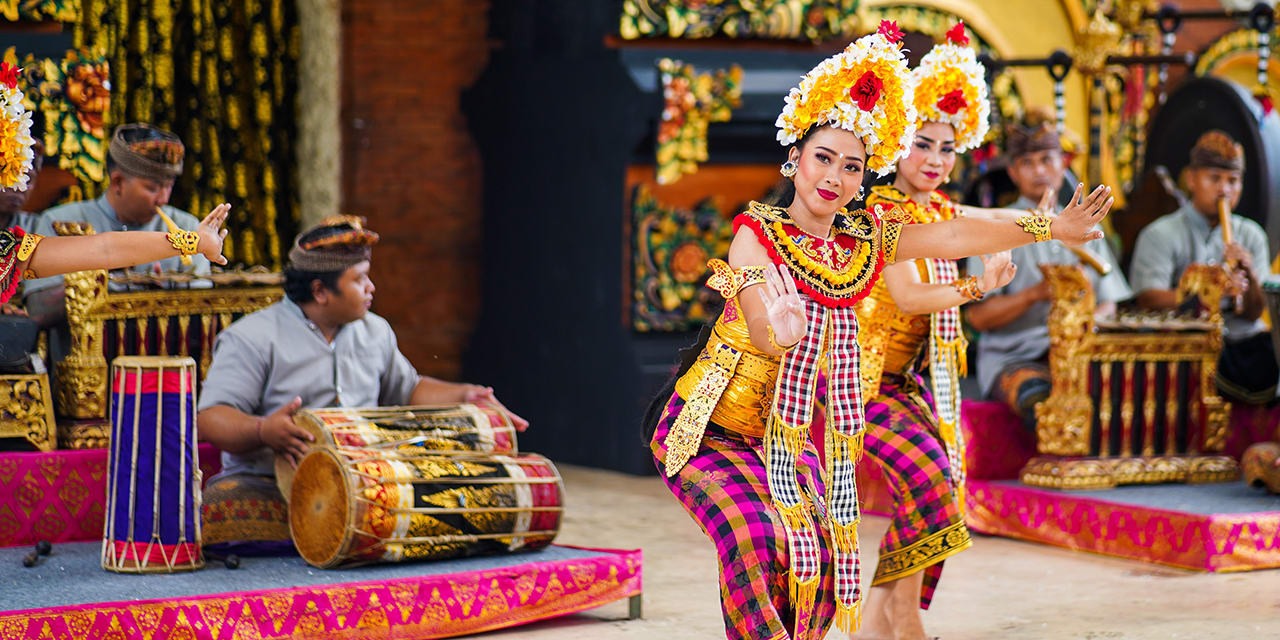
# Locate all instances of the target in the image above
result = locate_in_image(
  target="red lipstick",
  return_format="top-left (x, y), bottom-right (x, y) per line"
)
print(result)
top-left (817, 188), bottom-right (839, 201)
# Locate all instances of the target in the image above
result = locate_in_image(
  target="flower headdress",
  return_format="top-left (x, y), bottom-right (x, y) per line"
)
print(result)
top-left (911, 22), bottom-right (990, 153)
top-left (775, 20), bottom-right (918, 176)
top-left (0, 62), bottom-right (36, 190)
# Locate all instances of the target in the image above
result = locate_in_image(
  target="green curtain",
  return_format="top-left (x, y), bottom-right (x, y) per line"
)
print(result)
top-left (74, 0), bottom-right (299, 268)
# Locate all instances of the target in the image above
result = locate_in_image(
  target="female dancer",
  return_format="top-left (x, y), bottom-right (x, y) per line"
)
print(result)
top-left (645, 20), bottom-right (1113, 640)
top-left (853, 23), bottom-right (1028, 640)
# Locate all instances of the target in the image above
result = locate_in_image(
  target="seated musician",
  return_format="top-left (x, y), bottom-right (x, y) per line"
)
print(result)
top-left (196, 216), bottom-right (527, 550)
top-left (1, 142), bottom-right (43, 374)
top-left (22, 124), bottom-right (210, 379)
top-left (965, 112), bottom-right (1132, 431)
top-left (1130, 130), bottom-right (1277, 404)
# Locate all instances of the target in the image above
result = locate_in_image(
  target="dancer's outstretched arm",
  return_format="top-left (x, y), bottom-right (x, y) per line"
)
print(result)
top-left (883, 251), bottom-right (1017, 316)
top-left (894, 184), bottom-right (1112, 261)
top-left (21, 203), bottom-right (230, 278)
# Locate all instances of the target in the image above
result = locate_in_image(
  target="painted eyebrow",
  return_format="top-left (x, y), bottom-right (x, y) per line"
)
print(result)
top-left (917, 135), bottom-right (956, 146)
top-left (815, 146), bottom-right (864, 163)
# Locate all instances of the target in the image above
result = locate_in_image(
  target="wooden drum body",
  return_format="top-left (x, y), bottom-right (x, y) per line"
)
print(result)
top-left (102, 356), bottom-right (203, 572)
top-left (289, 448), bottom-right (562, 569)
top-left (276, 404), bottom-right (520, 500)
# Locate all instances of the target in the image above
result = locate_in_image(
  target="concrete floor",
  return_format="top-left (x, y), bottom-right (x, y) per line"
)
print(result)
top-left (481, 464), bottom-right (1280, 640)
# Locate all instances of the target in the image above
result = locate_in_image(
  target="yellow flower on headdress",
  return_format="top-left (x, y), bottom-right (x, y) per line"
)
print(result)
top-left (775, 20), bottom-right (918, 176)
top-left (911, 22), bottom-right (990, 153)
top-left (0, 62), bottom-right (36, 191)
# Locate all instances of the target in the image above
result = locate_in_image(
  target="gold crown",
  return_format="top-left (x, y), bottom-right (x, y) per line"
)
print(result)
top-left (774, 20), bottom-right (918, 176)
top-left (911, 22), bottom-right (990, 153)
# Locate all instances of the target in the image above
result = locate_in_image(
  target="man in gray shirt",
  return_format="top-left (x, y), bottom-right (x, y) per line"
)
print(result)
top-left (1130, 130), bottom-right (1275, 404)
top-left (197, 216), bottom-right (526, 550)
top-left (966, 117), bottom-right (1132, 430)
top-left (21, 125), bottom-right (210, 388)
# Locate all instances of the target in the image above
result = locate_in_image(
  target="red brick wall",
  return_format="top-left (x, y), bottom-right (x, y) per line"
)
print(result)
top-left (341, 1), bottom-right (489, 380)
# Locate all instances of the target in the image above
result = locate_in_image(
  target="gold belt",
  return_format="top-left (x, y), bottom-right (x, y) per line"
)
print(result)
top-left (671, 330), bottom-right (779, 449)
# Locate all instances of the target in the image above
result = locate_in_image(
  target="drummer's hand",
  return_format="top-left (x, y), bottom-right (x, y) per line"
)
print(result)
top-left (258, 396), bottom-right (312, 466)
top-left (465, 386), bottom-right (530, 431)
top-left (197, 203), bottom-right (231, 266)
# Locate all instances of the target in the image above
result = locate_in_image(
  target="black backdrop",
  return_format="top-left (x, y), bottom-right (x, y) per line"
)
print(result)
top-left (462, 2), bottom-right (676, 474)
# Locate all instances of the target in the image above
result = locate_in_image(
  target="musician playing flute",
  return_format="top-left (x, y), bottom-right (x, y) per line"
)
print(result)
top-left (965, 109), bottom-right (1132, 432)
top-left (15, 124), bottom-right (210, 381)
top-left (197, 217), bottom-right (527, 552)
top-left (1130, 130), bottom-right (1276, 404)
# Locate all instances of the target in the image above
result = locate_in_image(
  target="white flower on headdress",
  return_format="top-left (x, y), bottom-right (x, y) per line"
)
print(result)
top-left (774, 22), bottom-right (918, 176)
top-left (911, 22), bottom-right (991, 153)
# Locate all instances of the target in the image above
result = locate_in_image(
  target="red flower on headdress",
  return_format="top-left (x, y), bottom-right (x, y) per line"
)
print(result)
top-left (877, 20), bottom-right (904, 44)
top-left (937, 89), bottom-right (967, 115)
top-left (851, 71), bottom-right (883, 112)
top-left (0, 63), bottom-right (20, 90)
top-left (945, 22), bottom-right (969, 46)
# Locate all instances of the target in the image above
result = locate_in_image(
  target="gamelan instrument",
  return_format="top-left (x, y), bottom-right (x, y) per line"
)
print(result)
top-left (276, 403), bottom-right (521, 498)
top-left (102, 356), bottom-right (204, 572)
top-left (289, 446), bottom-right (563, 569)
top-left (1023, 265), bottom-right (1238, 489)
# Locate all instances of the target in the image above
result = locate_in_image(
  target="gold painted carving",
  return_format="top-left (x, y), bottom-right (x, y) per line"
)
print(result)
top-left (1031, 263), bottom-right (1234, 488)
top-left (1021, 455), bottom-right (1239, 490)
top-left (54, 266), bottom-right (281, 420)
top-left (0, 375), bottom-right (57, 451)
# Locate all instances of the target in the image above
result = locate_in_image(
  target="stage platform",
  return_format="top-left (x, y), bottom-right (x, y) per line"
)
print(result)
top-left (854, 400), bottom-right (1280, 572)
top-left (0, 542), bottom-right (642, 639)
top-left (966, 479), bottom-right (1280, 572)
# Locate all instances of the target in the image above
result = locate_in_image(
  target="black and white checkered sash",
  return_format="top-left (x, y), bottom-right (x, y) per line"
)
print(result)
top-left (923, 257), bottom-right (967, 509)
top-left (767, 293), bottom-right (865, 631)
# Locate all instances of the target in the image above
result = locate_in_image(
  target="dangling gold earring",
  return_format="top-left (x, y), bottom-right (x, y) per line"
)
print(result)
top-left (780, 160), bottom-right (797, 178)
top-left (943, 175), bottom-right (952, 184)
top-left (855, 185), bottom-right (865, 200)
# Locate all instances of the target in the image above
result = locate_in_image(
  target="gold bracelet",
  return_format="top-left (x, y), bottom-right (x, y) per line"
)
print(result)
top-left (952, 275), bottom-right (985, 301)
top-left (156, 207), bottom-right (195, 266)
top-left (166, 229), bottom-right (201, 256)
top-left (767, 326), bottom-right (800, 351)
top-left (1015, 212), bottom-right (1052, 243)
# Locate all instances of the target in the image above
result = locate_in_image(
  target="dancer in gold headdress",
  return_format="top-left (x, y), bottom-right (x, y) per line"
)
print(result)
top-left (643, 21), bottom-right (1115, 640)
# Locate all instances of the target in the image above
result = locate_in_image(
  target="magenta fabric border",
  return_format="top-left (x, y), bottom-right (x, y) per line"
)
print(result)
top-left (0, 444), bottom-right (222, 548)
top-left (0, 546), bottom-right (642, 639)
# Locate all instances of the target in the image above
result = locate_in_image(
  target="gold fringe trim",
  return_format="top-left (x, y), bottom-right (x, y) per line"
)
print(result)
top-left (827, 428), bottom-right (865, 468)
top-left (829, 520), bottom-right (859, 556)
top-left (937, 419), bottom-right (957, 451)
top-left (789, 569), bottom-right (821, 624)
top-left (834, 598), bottom-right (863, 634)
top-left (935, 332), bottom-right (967, 378)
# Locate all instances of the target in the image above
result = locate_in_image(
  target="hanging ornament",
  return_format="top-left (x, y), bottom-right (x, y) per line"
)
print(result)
top-left (1155, 5), bottom-right (1181, 106)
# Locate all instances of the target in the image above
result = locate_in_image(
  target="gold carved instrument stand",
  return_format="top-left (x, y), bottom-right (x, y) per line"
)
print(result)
top-left (1022, 264), bottom-right (1237, 489)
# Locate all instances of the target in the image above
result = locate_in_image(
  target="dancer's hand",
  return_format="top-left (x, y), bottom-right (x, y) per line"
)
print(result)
top-left (1051, 184), bottom-right (1113, 248)
top-left (757, 263), bottom-right (807, 348)
top-left (977, 251), bottom-right (1017, 294)
top-left (197, 203), bottom-right (231, 265)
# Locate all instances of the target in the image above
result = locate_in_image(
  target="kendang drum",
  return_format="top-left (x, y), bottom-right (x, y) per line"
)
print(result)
top-left (289, 447), bottom-right (563, 569)
top-left (293, 404), bottom-right (518, 452)
top-left (276, 404), bottom-right (521, 499)
top-left (102, 356), bottom-right (203, 572)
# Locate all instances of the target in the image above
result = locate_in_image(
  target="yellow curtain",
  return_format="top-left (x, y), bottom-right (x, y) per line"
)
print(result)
top-left (73, 0), bottom-right (299, 268)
